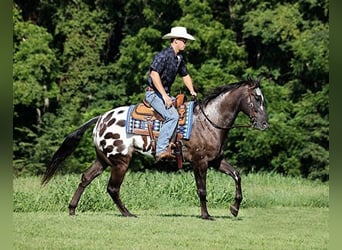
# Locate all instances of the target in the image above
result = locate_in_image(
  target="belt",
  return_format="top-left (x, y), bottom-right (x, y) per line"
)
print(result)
top-left (145, 86), bottom-right (155, 92)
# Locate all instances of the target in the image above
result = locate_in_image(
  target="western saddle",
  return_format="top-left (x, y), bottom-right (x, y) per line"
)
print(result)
top-left (130, 93), bottom-right (187, 168)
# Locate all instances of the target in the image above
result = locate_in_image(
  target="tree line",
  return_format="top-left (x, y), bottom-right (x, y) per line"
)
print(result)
top-left (13, 0), bottom-right (329, 181)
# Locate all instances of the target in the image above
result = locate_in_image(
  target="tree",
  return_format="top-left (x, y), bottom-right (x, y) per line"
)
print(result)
top-left (13, 5), bottom-right (59, 175)
top-left (13, 0), bottom-right (329, 181)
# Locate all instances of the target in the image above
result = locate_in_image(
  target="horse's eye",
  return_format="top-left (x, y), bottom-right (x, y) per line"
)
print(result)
top-left (255, 95), bottom-right (261, 102)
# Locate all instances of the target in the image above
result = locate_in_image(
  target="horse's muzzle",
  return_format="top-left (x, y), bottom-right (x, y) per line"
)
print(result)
top-left (251, 116), bottom-right (269, 130)
top-left (254, 121), bottom-right (269, 131)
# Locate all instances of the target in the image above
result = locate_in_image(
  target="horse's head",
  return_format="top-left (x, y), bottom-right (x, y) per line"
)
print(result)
top-left (241, 76), bottom-right (269, 130)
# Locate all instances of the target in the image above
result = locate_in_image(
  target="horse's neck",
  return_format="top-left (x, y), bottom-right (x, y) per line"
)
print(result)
top-left (204, 89), bottom-right (242, 128)
top-left (189, 89), bottom-right (243, 157)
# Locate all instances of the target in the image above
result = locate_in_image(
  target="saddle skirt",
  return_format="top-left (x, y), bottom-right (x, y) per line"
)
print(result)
top-left (126, 101), bottom-right (195, 140)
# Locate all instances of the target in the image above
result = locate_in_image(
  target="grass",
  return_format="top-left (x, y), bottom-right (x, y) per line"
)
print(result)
top-left (13, 170), bottom-right (328, 213)
top-left (13, 170), bottom-right (329, 249)
top-left (14, 207), bottom-right (328, 249)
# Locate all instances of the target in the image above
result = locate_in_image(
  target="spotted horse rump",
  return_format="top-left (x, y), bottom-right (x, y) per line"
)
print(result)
top-left (93, 107), bottom-right (132, 158)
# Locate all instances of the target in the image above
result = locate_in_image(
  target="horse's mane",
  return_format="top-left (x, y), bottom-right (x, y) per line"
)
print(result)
top-left (200, 78), bottom-right (260, 106)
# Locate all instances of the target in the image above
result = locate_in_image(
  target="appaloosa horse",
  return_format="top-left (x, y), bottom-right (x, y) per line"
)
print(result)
top-left (42, 77), bottom-right (268, 220)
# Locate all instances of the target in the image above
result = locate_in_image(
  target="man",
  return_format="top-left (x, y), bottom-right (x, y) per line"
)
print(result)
top-left (145, 26), bottom-right (197, 161)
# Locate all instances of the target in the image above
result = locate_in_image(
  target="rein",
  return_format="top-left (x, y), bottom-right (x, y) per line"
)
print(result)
top-left (195, 97), bottom-right (252, 130)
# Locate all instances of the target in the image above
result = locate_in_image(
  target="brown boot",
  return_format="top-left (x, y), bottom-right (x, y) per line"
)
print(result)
top-left (155, 151), bottom-right (176, 161)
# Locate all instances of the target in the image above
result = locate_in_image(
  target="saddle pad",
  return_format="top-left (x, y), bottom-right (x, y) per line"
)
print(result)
top-left (126, 101), bottom-right (195, 140)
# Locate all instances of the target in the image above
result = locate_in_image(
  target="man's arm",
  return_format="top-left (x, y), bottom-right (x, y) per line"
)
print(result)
top-left (182, 75), bottom-right (197, 96)
top-left (150, 70), bottom-right (173, 108)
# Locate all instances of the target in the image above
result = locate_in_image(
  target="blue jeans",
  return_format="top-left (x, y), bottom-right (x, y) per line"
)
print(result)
top-left (145, 91), bottom-right (179, 155)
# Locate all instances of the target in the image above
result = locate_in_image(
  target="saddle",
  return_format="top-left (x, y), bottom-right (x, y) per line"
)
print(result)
top-left (131, 93), bottom-right (187, 125)
top-left (130, 93), bottom-right (187, 168)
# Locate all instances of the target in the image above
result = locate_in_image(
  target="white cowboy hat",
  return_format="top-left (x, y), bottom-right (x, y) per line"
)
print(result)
top-left (162, 26), bottom-right (195, 40)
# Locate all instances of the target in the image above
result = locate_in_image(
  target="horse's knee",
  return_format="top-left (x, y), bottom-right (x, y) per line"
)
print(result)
top-left (79, 174), bottom-right (93, 187)
top-left (80, 160), bottom-right (105, 186)
top-left (81, 173), bottom-right (88, 183)
top-left (236, 192), bottom-right (243, 202)
top-left (107, 185), bottom-right (119, 197)
top-left (197, 188), bottom-right (207, 202)
top-left (231, 170), bottom-right (241, 183)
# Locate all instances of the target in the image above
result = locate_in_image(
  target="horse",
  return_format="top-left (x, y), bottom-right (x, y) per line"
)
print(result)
top-left (42, 76), bottom-right (269, 220)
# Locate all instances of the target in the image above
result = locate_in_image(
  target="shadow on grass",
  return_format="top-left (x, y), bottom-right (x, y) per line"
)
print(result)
top-left (157, 213), bottom-right (243, 220)
top-left (89, 211), bottom-right (244, 221)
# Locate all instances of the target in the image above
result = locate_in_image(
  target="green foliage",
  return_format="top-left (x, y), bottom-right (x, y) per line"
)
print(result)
top-left (13, 5), bottom-right (60, 176)
top-left (289, 22), bottom-right (329, 84)
top-left (291, 85), bottom-right (329, 180)
top-left (243, 3), bottom-right (303, 44)
top-left (111, 27), bottom-right (161, 104)
top-left (13, 0), bottom-right (329, 181)
top-left (13, 6), bottom-right (59, 108)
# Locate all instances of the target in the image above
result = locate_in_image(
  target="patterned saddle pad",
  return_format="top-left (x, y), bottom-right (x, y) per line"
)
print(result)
top-left (126, 101), bottom-right (195, 140)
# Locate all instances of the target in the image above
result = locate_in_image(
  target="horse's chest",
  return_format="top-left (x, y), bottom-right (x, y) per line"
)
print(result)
top-left (184, 126), bottom-right (223, 160)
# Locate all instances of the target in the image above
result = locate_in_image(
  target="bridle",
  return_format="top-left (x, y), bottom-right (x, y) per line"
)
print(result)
top-left (196, 88), bottom-right (258, 130)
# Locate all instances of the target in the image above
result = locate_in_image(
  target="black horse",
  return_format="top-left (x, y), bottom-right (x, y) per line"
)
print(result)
top-left (42, 77), bottom-right (269, 220)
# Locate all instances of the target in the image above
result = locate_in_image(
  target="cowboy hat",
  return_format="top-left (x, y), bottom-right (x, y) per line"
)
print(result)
top-left (162, 26), bottom-right (195, 40)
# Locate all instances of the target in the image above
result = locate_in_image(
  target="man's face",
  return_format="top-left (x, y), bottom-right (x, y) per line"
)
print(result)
top-left (175, 38), bottom-right (187, 51)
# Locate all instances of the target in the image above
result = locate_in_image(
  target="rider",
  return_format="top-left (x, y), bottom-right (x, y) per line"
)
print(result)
top-left (145, 26), bottom-right (197, 161)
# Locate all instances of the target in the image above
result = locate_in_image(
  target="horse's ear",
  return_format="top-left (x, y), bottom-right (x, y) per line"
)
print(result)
top-left (247, 75), bottom-right (253, 83)
top-left (246, 75), bottom-right (258, 89)
top-left (246, 75), bottom-right (255, 88)
top-left (256, 75), bottom-right (263, 87)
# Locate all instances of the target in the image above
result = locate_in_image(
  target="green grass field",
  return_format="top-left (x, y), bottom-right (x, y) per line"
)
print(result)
top-left (13, 170), bottom-right (329, 249)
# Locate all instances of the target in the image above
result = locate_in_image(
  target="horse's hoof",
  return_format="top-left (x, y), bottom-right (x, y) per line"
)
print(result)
top-left (123, 213), bottom-right (137, 218)
top-left (230, 205), bottom-right (239, 217)
top-left (202, 214), bottom-right (214, 220)
top-left (69, 208), bottom-right (76, 216)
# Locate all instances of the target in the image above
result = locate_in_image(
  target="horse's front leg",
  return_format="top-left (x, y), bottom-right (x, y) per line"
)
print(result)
top-left (193, 161), bottom-right (213, 220)
top-left (218, 159), bottom-right (242, 217)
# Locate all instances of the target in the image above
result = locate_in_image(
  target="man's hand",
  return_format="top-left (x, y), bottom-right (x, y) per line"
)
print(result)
top-left (190, 91), bottom-right (197, 97)
top-left (163, 94), bottom-right (173, 109)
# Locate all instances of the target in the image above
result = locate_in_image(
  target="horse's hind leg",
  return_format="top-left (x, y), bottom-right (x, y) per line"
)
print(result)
top-left (107, 155), bottom-right (136, 217)
top-left (217, 159), bottom-right (242, 217)
top-left (69, 158), bottom-right (106, 215)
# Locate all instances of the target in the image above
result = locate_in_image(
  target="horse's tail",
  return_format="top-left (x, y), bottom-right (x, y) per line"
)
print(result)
top-left (41, 116), bottom-right (100, 186)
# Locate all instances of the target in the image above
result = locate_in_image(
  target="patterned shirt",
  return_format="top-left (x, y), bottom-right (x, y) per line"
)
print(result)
top-left (147, 46), bottom-right (188, 93)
